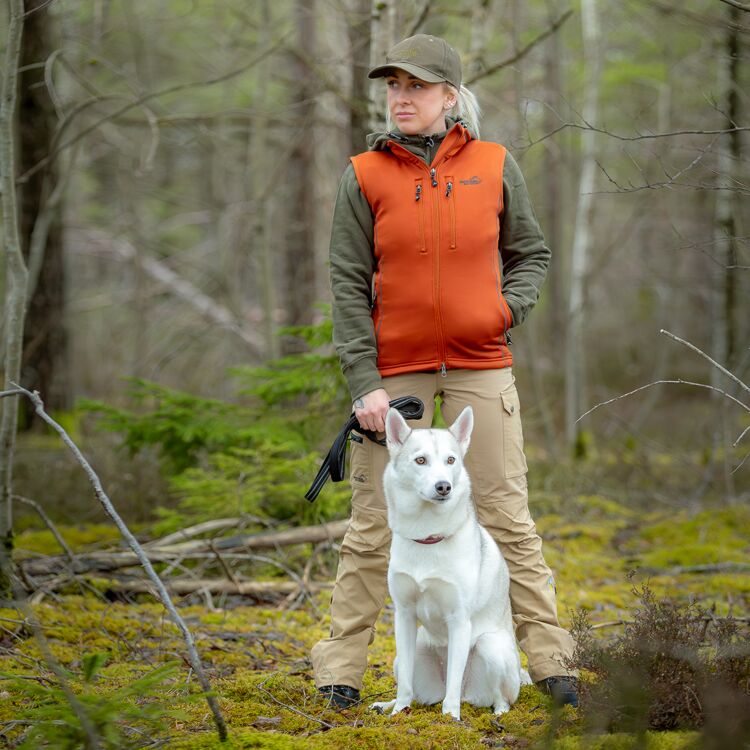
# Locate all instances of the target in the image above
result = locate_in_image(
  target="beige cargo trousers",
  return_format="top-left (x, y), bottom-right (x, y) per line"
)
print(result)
top-left (311, 367), bottom-right (575, 690)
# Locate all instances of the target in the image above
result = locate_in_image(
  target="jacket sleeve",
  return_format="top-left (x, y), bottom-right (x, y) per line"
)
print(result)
top-left (329, 163), bottom-right (384, 401)
top-left (499, 151), bottom-right (551, 327)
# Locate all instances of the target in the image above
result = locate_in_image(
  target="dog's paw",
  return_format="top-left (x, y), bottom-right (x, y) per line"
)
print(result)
top-left (369, 699), bottom-right (397, 715)
top-left (519, 668), bottom-right (532, 686)
top-left (441, 701), bottom-right (461, 721)
top-left (493, 699), bottom-right (511, 715)
top-left (369, 699), bottom-right (396, 714)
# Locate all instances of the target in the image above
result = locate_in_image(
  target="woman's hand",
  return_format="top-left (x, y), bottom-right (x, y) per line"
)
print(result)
top-left (353, 388), bottom-right (390, 433)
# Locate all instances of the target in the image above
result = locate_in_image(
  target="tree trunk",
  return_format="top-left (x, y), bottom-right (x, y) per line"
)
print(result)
top-left (348, 0), bottom-right (372, 155)
top-left (564, 0), bottom-right (601, 456)
top-left (19, 0), bottom-right (70, 426)
top-left (252, 0), bottom-right (280, 358)
top-left (542, 1), bottom-right (565, 363)
top-left (711, 3), bottom-right (741, 502)
top-left (0, 0), bottom-right (27, 586)
top-left (284, 0), bottom-right (318, 332)
top-left (711, 3), bottom-right (740, 379)
top-left (368, 0), bottom-right (396, 131)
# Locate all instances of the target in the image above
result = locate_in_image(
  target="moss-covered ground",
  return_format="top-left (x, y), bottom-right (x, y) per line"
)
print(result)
top-left (1, 495), bottom-right (748, 748)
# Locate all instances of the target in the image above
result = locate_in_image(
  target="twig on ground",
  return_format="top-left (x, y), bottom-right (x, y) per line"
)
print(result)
top-left (12, 495), bottom-right (76, 564)
top-left (208, 541), bottom-right (242, 592)
top-left (256, 673), bottom-right (335, 729)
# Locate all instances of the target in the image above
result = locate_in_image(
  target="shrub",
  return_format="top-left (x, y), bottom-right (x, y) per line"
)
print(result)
top-left (569, 583), bottom-right (750, 746)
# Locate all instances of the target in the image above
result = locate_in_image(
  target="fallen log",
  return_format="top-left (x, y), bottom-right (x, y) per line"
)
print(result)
top-left (105, 579), bottom-right (333, 598)
top-left (19, 518), bottom-right (349, 577)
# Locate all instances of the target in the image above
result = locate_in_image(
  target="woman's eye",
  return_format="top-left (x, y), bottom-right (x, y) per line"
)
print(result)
top-left (447, 456), bottom-right (455, 464)
top-left (415, 456), bottom-right (426, 465)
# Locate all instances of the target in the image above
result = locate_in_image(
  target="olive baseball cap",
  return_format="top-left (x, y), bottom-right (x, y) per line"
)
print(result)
top-left (368, 34), bottom-right (462, 90)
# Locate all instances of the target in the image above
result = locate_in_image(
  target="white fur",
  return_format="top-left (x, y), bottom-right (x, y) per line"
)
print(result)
top-left (370, 406), bottom-right (531, 720)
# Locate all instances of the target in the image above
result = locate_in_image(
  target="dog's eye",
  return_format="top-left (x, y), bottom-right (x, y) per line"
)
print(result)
top-left (415, 456), bottom-right (426, 465)
top-left (447, 456), bottom-right (455, 464)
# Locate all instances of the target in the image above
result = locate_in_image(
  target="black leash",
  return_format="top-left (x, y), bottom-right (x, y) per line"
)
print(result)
top-left (304, 395), bottom-right (424, 502)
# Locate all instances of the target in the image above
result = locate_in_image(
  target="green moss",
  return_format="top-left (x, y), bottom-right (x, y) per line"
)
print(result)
top-left (13, 524), bottom-right (123, 556)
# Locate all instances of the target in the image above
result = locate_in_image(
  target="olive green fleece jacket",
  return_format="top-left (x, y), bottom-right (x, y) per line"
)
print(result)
top-left (330, 117), bottom-right (551, 401)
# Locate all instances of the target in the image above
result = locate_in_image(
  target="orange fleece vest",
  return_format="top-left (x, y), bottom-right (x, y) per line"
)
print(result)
top-left (350, 124), bottom-right (513, 377)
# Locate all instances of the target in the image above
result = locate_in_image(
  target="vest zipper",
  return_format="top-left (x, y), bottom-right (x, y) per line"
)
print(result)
top-left (415, 179), bottom-right (426, 254)
top-left (445, 178), bottom-right (456, 250)
top-left (429, 167), bottom-right (447, 373)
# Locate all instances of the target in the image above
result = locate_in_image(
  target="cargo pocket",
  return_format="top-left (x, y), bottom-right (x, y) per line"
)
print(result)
top-left (344, 506), bottom-right (391, 553)
top-left (500, 387), bottom-right (528, 479)
top-left (349, 431), bottom-right (374, 490)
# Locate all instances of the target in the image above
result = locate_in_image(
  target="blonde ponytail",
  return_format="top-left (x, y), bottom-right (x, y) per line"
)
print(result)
top-left (449, 84), bottom-right (481, 137)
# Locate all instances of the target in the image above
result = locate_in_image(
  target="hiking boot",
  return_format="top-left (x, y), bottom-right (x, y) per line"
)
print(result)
top-left (536, 676), bottom-right (579, 707)
top-left (318, 684), bottom-right (361, 709)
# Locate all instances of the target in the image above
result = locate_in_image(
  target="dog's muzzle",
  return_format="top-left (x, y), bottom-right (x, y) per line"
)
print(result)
top-left (434, 481), bottom-right (451, 499)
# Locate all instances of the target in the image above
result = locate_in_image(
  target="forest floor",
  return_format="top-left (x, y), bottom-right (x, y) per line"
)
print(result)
top-left (2, 494), bottom-right (749, 749)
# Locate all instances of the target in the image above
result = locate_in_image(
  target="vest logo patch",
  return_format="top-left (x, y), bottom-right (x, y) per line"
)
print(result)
top-left (460, 175), bottom-right (481, 185)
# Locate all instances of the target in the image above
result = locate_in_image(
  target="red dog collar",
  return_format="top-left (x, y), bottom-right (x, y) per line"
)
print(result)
top-left (412, 535), bottom-right (445, 544)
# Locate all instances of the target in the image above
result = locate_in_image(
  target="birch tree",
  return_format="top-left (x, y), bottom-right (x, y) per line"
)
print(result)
top-left (0, 0), bottom-right (27, 586)
top-left (565, 0), bottom-right (602, 454)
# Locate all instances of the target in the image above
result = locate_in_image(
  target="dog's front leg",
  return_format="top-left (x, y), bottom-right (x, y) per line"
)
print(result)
top-left (391, 604), bottom-right (417, 714)
top-left (442, 618), bottom-right (472, 720)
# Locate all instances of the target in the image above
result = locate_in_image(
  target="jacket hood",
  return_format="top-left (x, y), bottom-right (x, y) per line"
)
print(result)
top-left (365, 115), bottom-right (476, 153)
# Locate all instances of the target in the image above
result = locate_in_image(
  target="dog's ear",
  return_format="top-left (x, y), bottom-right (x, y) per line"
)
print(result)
top-left (448, 405), bottom-right (473, 456)
top-left (385, 407), bottom-right (411, 450)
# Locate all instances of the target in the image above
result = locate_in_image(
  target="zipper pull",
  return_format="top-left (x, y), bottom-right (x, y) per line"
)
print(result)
top-left (425, 135), bottom-right (435, 148)
top-left (440, 362), bottom-right (447, 377)
top-left (445, 181), bottom-right (453, 197)
top-left (415, 184), bottom-right (422, 201)
top-left (430, 168), bottom-right (438, 187)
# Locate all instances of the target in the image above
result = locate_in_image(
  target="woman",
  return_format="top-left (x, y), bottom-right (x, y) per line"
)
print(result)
top-left (312, 33), bottom-right (578, 710)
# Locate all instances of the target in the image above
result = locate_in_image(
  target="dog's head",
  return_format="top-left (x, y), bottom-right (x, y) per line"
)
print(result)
top-left (384, 406), bottom-right (473, 504)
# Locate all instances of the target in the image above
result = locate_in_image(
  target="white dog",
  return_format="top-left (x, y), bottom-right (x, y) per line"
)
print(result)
top-left (370, 406), bottom-right (530, 720)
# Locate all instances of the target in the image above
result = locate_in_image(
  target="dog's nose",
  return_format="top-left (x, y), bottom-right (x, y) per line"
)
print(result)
top-left (435, 481), bottom-right (451, 497)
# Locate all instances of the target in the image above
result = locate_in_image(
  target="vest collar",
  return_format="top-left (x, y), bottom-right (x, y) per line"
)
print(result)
top-left (385, 120), bottom-right (472, 171)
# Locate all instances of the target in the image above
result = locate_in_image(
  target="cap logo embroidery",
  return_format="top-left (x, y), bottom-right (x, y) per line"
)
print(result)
top-left (460, 175), bottom-right (481, 185)
top-left (399, 47), bottom-right (419, 59)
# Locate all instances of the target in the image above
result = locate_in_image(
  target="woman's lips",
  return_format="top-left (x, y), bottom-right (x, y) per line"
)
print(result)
top-left (396, 113), bottom-right (414, 118)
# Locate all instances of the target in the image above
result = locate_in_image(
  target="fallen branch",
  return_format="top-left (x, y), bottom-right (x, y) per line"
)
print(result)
top-left (641, 561), bottom-right (750, 576)
top-left (106, 579), bottom-right (333, 598)
top-left (21, 518), bottom-right (349, 577)
top-left (145, 516), bottom-right (267, 548)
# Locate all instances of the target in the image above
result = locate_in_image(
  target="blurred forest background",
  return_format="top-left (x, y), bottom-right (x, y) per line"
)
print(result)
top-left (1, 1), bottom-right (749, 748)
top-left (4, 0), bottom-right (748, 525)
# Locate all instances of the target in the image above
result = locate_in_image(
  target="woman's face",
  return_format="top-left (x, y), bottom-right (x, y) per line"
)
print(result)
top-left (386, 69), bottom-right (456, 136)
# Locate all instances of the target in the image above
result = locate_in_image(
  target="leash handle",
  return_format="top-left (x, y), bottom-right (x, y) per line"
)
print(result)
top-left (304, 395), bottom-right (424, 503)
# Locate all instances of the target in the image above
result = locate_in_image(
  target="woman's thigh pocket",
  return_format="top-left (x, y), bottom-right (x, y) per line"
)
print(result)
top-left (499, 383), bottom-right (528, 479)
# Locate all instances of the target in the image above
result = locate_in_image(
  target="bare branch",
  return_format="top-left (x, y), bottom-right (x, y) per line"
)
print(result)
top-left (523, 121), bottom-right (749, 151)
top-left (407, 0), bottom-right (433, 36)
top-left (660, 329), bottom-right (750, 397)
top-left (18, 30), bottom-right (292, 184)
top-left (12, 495), bottom-right (76, 564)
top-left (465, 9), bottom-right (574, 85)
top-left (577, 379), bottom-right (750, 424)
top-left (719, 0), bottom-right (750, 12)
